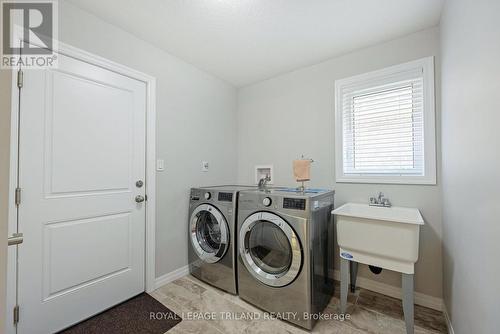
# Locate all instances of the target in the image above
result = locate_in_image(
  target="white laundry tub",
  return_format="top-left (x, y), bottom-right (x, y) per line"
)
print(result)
top-left (332, 203), bottom-right (424, 274)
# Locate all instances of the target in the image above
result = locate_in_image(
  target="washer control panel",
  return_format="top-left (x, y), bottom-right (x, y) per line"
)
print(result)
top-left (218, 192), bottom-right (233, 202)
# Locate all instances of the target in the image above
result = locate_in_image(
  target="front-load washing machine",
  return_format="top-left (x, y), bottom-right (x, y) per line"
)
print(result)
top-left (237, 188), bottom-right (335, 329)
top-left (188, 185), bottom-right (255, 294)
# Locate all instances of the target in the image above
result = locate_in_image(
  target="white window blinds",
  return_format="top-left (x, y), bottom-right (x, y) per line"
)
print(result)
top-left (343, 77), bottom-right (424, 175)
top-left (335, 57), bottom-right (436, 184)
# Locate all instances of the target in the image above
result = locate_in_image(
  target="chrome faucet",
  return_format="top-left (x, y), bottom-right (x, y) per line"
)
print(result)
top-left (369, 192), bottom-right (391, 207)
top-left (258, 175), bottom-right (271, 190)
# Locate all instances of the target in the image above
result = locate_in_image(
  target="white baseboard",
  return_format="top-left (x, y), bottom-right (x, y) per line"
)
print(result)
top-left (332, 269), bottom-right (443, 311)
top-left (443, 303), bottom-right (454, 334)
top-left (154, 267), bottom-right (444, 312)
top-left (154, 265), bottom-right (189, 290)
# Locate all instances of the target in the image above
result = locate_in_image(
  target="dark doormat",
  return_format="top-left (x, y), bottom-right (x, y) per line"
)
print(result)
top-left (58, 293), bottom-right (182, 334)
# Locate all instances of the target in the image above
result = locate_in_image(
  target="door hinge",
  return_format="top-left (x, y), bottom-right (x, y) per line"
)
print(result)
top-left (17, 69), bottom-right (23, 88)
top-left (13, 305), bottom-right (19, 324)
top-left (15, 187), bottom-right (21, 206)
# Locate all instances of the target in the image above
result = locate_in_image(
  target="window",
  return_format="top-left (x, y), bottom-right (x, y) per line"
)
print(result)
top-left (335, 57), bottom-right (436, 184)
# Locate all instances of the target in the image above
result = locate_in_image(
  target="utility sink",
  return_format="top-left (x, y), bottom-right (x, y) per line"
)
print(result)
top-left (333, 202), bottom-right (423, 334)
top-left (332, 202), bottom-right (424, 274)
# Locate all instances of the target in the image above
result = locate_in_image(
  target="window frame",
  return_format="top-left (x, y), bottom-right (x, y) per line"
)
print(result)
top-left (334, 57), bottom-right (436, 185)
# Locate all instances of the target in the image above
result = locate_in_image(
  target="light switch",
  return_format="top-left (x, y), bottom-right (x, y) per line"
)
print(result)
top-left (202, 161), bottom-right (209, 172)
top-left (156, 159), bottom-right (165, 171)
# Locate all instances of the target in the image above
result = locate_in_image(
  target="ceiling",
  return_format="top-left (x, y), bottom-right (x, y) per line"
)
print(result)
top-left (67, 0), bottom-right (444, 87)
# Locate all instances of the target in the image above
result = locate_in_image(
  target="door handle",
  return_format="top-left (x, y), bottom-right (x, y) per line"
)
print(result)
top-left (8, 233), bottom-right (23, 246)
top-left (135, 195), bottom-right (145, 203)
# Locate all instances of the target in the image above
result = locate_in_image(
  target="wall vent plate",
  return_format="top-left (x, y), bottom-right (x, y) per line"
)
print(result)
top-left (255, 165), bottom-right (273, 184)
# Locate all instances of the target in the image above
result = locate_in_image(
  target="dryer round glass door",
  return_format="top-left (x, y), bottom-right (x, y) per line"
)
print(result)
top-left (190, 204), bottom-right (229, 263)
top-left (239, 212), bottom-right (302, 287)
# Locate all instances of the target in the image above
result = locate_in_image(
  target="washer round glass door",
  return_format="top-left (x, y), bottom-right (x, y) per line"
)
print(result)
top-left (239, 212), bottom-right (302, 287)
top-left (190, 204), bottom-right (229, 264)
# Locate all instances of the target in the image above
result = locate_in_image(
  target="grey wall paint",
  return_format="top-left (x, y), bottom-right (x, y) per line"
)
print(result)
top-left (237, 28), bottom-right (443, 298)
top-left (0, 69), bottom-right (12, 334)
top-left (441, 0), bottom-right (500, 332)
top-left (58, 2), bottom-right (238, 277)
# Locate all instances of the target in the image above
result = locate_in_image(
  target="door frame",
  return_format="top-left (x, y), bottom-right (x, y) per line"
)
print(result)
top-left (6, 41), bottom-right (157, 331)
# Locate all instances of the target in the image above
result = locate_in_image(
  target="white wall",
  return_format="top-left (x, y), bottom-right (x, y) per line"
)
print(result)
top-left (237, 28), bottom-right (443, 298)
top-left (0, 69), bottom-right (12, 334)
top-left (58, 1), bottom-right (238, 277)
top-left (441, 0), bottom-right (500, 332)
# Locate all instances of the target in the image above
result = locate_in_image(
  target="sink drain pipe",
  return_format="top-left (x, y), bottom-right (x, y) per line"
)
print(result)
top-left (349, 263), bottom-right (383, 292)
top-left (369, 265), bottom-right (383, 274)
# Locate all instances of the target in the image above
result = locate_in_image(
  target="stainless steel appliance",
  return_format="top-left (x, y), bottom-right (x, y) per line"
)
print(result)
top-left (237, 188), bottom-right (335, 329)
top-left (188, 185), bottom-right (254, 294)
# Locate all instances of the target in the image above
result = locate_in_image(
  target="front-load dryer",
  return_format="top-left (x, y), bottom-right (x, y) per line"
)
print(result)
top-left (188, 185), bottom-right (254, 294)
top-left (237, 188), bottom-right (335, 329)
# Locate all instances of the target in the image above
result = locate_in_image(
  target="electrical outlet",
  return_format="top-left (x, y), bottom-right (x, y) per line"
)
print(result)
top-left (201, 161), bottom-right (209, 172)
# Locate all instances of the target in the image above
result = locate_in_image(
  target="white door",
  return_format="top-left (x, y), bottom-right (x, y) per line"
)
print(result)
top-left (17, 52), bottom-right (147, 333)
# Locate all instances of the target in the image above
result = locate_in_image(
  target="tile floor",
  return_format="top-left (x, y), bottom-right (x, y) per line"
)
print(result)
top-left (150, 275), bottom-right (448, 334)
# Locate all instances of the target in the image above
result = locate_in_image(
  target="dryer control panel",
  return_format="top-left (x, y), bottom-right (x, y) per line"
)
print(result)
top-left (283, 198), bottom-right (306, 210)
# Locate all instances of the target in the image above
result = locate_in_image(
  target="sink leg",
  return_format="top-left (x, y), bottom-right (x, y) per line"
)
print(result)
top-left (350, 261), bottom-right (358, 293)
top-left (340, 258), bottom-right (349, 314)
top-left (402, 273), bottom-right (414, 334)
